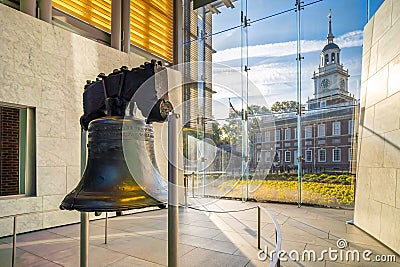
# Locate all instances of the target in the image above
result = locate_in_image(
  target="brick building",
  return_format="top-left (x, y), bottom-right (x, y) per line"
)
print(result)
top-left (251, 17), bottom-right (358, 174)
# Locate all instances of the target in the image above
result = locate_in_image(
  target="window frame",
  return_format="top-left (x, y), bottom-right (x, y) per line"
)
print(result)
top-left (333, 148), bottom-right (341, 162)
top-left (332, 121), bottom-right (341, 136)
top-left (318, 149), bottom-right (326, 162)
top-left (305, 149), bottom-right (312, 162)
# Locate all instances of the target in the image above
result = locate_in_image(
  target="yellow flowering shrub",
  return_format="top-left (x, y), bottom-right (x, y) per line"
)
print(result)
top-left (218, 179), bottom-right (354, 207)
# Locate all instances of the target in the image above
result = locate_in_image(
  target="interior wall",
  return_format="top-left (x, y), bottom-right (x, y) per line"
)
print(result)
top-left (354, 0), bottom-right (400, 254)
top-left (0, 3), bottom-right (176, 236)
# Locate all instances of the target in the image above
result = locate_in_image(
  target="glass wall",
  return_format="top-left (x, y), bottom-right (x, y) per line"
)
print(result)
top-left (183, 0), bottom-right (367, 208)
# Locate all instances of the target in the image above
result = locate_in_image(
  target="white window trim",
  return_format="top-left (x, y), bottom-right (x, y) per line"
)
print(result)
top-left (285, 151), bottom-right (291, 162)
top-left (305, 149), bottom-right (312, 162)
top-left (265, 132), bottom-right (271, 142)
top-left (318, 124), bottom-right (326, 137)
top-left (305, 126), bottom-right (313, 139)
top-left (318, 149), bottom-right (326, 162)
top-left (348, 120), bottom-right (354, 135)
top-left (333, 148), bottom-right (341, 162)
top-left (275, 130), bottom-right (281, 141)
top-left (285, 128), bottom-right (291, 140)
top-left (256, 133), bottom-right (262, 143)
top-left (332, 122), bottom-right (341, 136)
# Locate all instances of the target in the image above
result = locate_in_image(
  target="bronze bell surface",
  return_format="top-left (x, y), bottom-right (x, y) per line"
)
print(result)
top-left (60, 116), bottom-right (167, 212)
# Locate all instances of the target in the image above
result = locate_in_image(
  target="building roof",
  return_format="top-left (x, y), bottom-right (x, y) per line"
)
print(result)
top-left (322, 42), bottom-right (339, 52)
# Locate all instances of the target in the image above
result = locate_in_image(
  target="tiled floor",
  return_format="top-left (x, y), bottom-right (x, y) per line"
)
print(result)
top-left (0, 198), bottom-right (398, 266)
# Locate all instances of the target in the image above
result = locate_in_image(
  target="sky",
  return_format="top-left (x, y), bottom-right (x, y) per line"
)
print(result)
top-left (209, 0), bottom-right (384, 119)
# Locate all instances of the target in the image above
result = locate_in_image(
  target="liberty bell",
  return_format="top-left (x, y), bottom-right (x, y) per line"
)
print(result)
top-left (60, 61), bottom-right (173, 212)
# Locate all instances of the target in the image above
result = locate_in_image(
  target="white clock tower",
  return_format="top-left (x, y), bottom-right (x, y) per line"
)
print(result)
top-left (308, 11), bottom-right (353, 110)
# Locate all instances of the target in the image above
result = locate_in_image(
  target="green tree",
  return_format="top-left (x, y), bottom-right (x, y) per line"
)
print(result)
top-left (270, 101), bottom-right (298, 113)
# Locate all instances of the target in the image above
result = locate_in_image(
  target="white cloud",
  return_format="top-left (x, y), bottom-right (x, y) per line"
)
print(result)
top-left (213, 30), bottom-right (363, 63)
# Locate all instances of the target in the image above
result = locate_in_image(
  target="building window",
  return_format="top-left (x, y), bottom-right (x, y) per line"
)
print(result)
top-left (256, 133), bottom-right (262, 143)
top-left (273, 151), bottom-right (280, 163)
top-left (0, 106), bottom-right (33, 197)
top-left (265, 131), bottom-right (270, 142)
top-left (332, 122), bottom-right (341, 136)
top-left (256, 150), bottom-right (261, 162)
top-left (285, 128), bottom-right (291, 140)
top-left (275, 130), bottom-right (281, 141)
top-left (333, 148), bottom-right (341, 162)
top-left (294, 150), bottom-right (298, 164)
top-left (285, 151), bottom-right (291, 162)
top-left (348, 120), bottom-right (354, 135)
top-left (305, 150), bottom-right (312, 162)
top-left (325, 54), bottom-right (329, 64)
top-left (320, 100), bottom-right (326, 108)
top-left (318, 124), bottom-right (326, 137)
top-left (265, 151), bottom-right (271, 162)
top-left (294, 127), bottom-right (297, 139)
top-left (305, 126), bottom-right (313, 139)
top-left (331, 52), bottom-right (335, 63)
top-left (348, 148), bottom-right (356, 162)
top-left (52, 1), bottom-right (174, 62)
top-left (318, 149), bottom-right (326, 162)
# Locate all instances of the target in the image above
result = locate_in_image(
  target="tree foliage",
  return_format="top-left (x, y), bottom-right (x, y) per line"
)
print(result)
top-left (270, 101), bottom-right (298, 113)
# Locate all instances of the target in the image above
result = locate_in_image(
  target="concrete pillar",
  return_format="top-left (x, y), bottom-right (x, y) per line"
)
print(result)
top-left (111, 0), bottom-right (122, 50)
top-left (20, 0), bottom-right (36, 17)
top-left (122, 0), bottom-right (130, 53)
top-left (38, 0), bottom-right (52, 23)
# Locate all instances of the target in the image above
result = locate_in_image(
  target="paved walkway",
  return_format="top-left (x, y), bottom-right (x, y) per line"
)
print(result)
top-left (0, 199), bottom-right (398, 266)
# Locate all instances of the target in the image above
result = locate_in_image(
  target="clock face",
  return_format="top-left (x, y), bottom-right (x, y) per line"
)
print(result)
top-left (339, 78), bottom-right (345, 89)
top-left (321, 78), bottom-right (331, 89)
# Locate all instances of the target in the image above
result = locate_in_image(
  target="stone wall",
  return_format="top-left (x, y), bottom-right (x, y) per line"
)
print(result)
top-left (0, 3), bottom-right (180, 236)
top-left (354, 0), bottom-right (400, 254)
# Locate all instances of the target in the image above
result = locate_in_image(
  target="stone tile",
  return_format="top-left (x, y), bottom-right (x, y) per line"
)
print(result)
top-left (37, 108), bottom-right (66, 138)
top-left (370, 168), bottom-right (396, 206)
top-left (363, 16), bottom-right (374, 54)
top-left (388, 54), bottom-right (400, 96)
top-left (358, 135), bottom-right (385, 168)
top-left (0, 4), bottom-right (42, 48)
top-left (371, 0), bottom-right (392, 46)
top-left (14, 44), bottom-right (66, 83)
top-left (37, 137), bottom-right (79, 167)
top-left (0, 69), bottom-right (42, 107)
top-left (374, 92), bottom-right (400, 134)
top-left (383, 129), bottom-right (400, 168)
top-left (37, 166), bottom-right (67, 196)
top-left (49, 243), bottom-right (127, 267)
top-left (42, 211), bottom-right (80, 229)
top-left (368, 42), bottom-right (378, 78)
top-left (365, 64), bottom-right (388, 108)
top-left (361, 49), bottom-right (370, 84)
top-left (42, 23), bottom-right (73, 58)
top-left (361, 106), bottom-right (375, 138)
top-left (43, 195), bottom-right (65, 210)
top-left (377, 9), bottom-right (400, 70)
top-left (393, 0), bottom-right (400, 25)
top-left (180, 247), bottom-right (250, 267)
top-left (106, 255), bottom-right (163, 267)
top-left (98, 234), bottom-right (195, 265)
top-left (41, 79), bottom-right (81, 112)
top-left (0, 37), bottom-right (14, 69)
top-left (65, 112), bottom-right (82, 139)
top-left (0, 246), bottom-right (57, 267)
top-left (67, 166), bottom-right (81, 193)
top-left (379, 204), bottom-right (400, 253)
top-left (0, 197), bottom-right (42, 218)
top-left (355, 167), bottom-right (371, 202)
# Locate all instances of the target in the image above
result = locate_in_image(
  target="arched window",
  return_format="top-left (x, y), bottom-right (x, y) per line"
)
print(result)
top-left (337, 53), bottom-right (340, 64)
top-left (325, 54), bottom-right (329, 64)
top-left (331, 53), bottom-right (335, 63)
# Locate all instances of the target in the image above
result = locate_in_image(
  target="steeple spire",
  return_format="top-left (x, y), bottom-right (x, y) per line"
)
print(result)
top-left (327, 9), bottom-right (334, 43)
